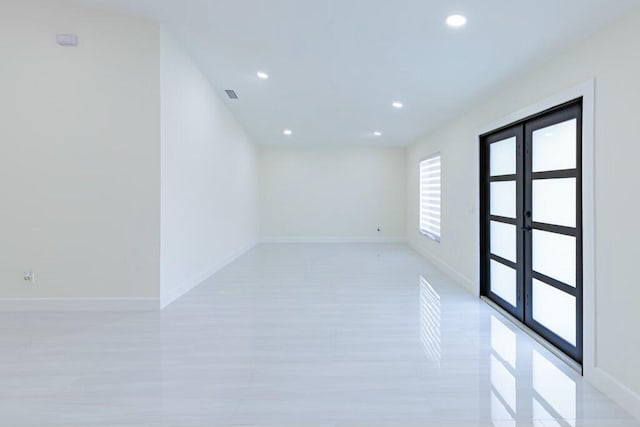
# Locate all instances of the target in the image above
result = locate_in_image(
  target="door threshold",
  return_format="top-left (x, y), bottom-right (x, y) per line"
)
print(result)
top-left (481, 296), bottom-right (583, 375)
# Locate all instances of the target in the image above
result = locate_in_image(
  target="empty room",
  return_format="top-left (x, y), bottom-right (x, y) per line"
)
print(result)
top-left (2, 0), bottom-right (640, 425)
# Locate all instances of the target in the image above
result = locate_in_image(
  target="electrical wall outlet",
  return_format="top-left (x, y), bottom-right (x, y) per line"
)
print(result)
top-left (23, 271), bottom-right (35, 284)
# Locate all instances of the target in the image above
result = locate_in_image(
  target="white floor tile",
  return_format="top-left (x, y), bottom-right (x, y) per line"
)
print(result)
top-left (0, 243), bottom-right (637, 427)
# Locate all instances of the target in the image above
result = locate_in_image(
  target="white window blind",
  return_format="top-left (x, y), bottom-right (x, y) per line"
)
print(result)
top-left (420, 154), bottom-right (441, 241)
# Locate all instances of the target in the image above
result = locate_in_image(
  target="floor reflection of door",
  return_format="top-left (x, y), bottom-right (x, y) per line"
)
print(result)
top-left (480, 100), bottom-right (583, 363)
top-left (489, 315), bottom-right (578, 427)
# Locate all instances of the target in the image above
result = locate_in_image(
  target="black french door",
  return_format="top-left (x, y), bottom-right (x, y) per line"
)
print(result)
top-left (480, 99), bottom-right (583, 364)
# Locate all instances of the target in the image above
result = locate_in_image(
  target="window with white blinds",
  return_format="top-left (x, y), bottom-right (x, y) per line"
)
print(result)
top-left (420, 153), bottom-right (441, 242)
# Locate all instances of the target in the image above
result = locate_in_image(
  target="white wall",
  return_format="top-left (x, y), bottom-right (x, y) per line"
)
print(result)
top-left (0, 1), bottom-right (259, 309)
top-left (260, 147), bottom-right (406, 241)
top-left (160, 30), bottom-right (259, 308)
top-left (407, 8), bottom-right (640, 414)
top-left (0, 0), bottom-right (161, 302)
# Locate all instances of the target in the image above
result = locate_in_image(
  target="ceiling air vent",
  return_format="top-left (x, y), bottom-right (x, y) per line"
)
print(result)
top-left (225, 90), bottom-right (239, 100)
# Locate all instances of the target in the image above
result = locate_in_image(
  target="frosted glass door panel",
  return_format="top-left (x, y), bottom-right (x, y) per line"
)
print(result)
top-left (532, 280), bottom-right (576, 345)
top-left (533, 178), bottom-right (576, 227)
top-left (490, 137), bottom-right (516, 176)
top-left (532, 119), bottom-right (577, 172)
top-left (532, 230), bottom-right (576, 287)
top-left (490, 221), bottom-right (517, 263)
top-left (491, 260), bottom-right (517, 307)
top-left (490, 181), bottom-right (516, 218)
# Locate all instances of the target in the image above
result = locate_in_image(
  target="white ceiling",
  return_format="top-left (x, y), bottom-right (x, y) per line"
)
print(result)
top-left (78, 0), bottom-right (638, 146)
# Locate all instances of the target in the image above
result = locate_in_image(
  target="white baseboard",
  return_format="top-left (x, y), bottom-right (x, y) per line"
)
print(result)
top-left (260, 236), bottom-right (408, 244)
top-left (587, 366), bottom-right (640, 421)
top-left (0, 242), bottom-right (259, 312)
top-left (408, 241), bottom-right (475, 292)
top-left (0, 297), bottom-right (159, 312)
top-left (160, 240), bottom-right (258, 309)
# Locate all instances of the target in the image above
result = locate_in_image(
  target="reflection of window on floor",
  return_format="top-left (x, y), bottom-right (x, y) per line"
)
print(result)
top-left (491, 316), bottom-right (517, 368)
top-left (490, 316), bottom-right (517, 426)
top-left (533, 349), bottom-right (576, 427)
top-left (419, 275), bottom-right (441, 365)
top-left (489, 314), bottom-right (577, 427)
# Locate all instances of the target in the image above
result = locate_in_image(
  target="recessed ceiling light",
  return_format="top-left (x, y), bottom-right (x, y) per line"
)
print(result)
top-left (446, 14), bottom-right (467, 27)
top-left (283, 129), bottom-right (293, 136)
top-left (373, 131), bottom-right (382, 137)
top-left (392, 101), bottom-right (403, 109)
top-left (257, 71), bottom-right (269, 80)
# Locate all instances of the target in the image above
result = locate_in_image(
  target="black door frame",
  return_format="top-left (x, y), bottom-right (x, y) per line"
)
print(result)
top-left (480, 98), bottom-right (583, 364)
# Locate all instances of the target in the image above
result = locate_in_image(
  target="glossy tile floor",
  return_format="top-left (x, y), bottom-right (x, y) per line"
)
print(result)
top-left (1, 243), bottom-right (638, 427)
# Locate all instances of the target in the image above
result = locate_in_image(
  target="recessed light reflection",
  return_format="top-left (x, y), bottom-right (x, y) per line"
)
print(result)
top-left (392, 101), bottom-right (403, 109)
top-left (373, 131), bottom-right (382, 137)
top-left (257, 71), bottom-right (269, 79)
top-left (283, 129), bottom-right (293, 136)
